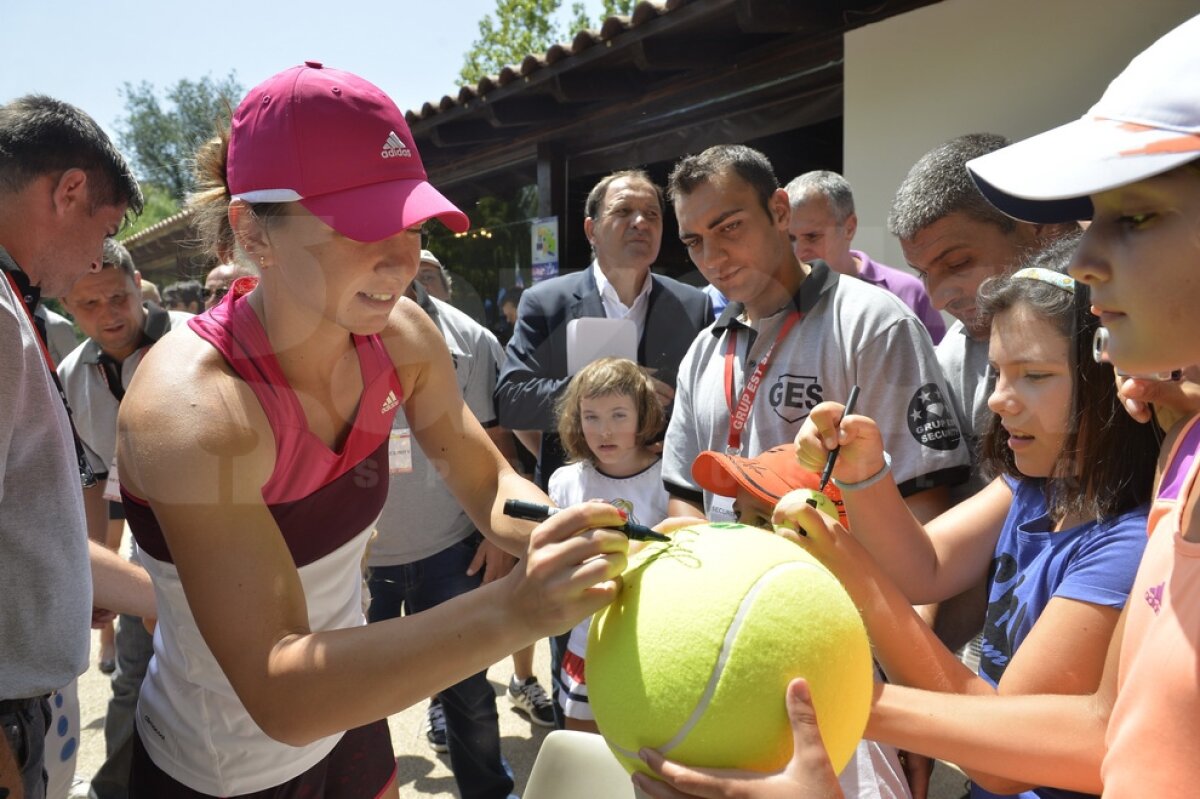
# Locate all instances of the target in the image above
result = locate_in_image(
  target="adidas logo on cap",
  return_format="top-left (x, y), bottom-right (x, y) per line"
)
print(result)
top-left (381, 131), bottom-right (411, 159)
top-left (381, 389), bottom-right (400, 413)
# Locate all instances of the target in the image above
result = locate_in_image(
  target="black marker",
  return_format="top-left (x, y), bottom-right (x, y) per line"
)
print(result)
top-left (818, 385), bottom-right (860, 492)
top-left (503, 499), bottom-right (670, 542)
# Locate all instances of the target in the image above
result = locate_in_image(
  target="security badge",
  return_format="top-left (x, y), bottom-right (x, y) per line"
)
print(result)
top-left (388, 428), bottom-right (412, 474)
top-left (103, 455), bottom-right (121, 502)
top-left (709, 494), bottom-right (737, 523)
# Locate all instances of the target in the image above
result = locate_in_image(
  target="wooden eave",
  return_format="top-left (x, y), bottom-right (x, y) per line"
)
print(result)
top-left (407, 0), bottom-right (940, 202)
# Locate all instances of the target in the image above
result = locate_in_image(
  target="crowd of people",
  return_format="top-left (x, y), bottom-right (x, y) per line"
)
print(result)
top-left (2, 11), bottom-right (1199, 799)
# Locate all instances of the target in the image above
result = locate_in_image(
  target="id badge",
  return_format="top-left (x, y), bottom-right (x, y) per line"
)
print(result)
top-left (709, 494), bottom-right (737, 523)
top-left (103, 456), bottom-right (121, 502)
top-left (389, 428), bottom-right (413, 474)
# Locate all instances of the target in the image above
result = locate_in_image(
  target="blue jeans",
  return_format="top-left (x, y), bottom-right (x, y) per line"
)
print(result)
top-left (366, 532), bottom-right (513, 799)
top-left (1, 696), bottom-right (50, 799)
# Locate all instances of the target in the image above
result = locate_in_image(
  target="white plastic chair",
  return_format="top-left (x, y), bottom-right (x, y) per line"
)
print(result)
top-left (523, 730), bottom-right (646, 799)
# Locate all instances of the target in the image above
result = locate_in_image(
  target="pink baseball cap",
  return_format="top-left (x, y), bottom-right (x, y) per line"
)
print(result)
top-left (227, 61), bottom-right (469, 241)
top-left (967, 14), bottom-right (1200, 224)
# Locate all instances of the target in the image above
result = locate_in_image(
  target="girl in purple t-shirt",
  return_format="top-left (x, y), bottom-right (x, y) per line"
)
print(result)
top-left (781, 235), bottom-right (1158, 799)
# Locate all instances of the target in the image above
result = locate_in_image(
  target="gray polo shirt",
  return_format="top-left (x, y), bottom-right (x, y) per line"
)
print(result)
top-left (935, 319), bottom-right (993, 499)
top-left (368, 293), bottom-right (505, 566)
top-left (57, 304), bottom-right (193, 476)
top-left (39, 306), bottom-right (78, 366)
top-left (664, 262), bottom-right (969, 514)
top-left (1, 247), bottom-right (91, 697)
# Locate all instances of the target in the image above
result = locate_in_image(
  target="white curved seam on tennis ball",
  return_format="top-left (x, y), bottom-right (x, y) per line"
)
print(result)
top-left (656, 560), bottom-right (824, 757)
top-left (607, 739), bottom-right (640, 762)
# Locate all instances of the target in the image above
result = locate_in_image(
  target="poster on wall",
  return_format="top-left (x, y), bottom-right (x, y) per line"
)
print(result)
top-left (531, 216), bottom-right (559, 283)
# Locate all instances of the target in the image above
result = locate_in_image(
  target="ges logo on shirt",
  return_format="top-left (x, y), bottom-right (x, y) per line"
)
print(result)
top-left (767, 374), bottom-right (823, 424)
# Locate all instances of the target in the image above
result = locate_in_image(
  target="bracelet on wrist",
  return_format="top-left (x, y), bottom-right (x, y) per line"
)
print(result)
top-left (832, 451), bottom-right (892, 491)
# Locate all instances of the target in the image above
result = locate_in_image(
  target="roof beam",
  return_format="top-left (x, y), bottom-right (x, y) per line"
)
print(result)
top-left (551, 68), bottom-right (644, 103)
top-left (483, 96), bottom-right (566, 128)
top-left (735, 0), bottom-right (877, 32)
top-left (632, 37), bottom-right (746, 71)
top-left (429, 120), bottom-right (525, 148)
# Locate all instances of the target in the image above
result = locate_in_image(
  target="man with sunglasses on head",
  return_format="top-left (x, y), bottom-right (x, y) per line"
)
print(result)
top-left (202, 260), bottom-right (254, 309)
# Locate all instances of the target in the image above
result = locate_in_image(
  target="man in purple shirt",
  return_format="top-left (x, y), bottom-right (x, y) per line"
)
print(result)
top-left (785, 170), bottom-right (946, 343)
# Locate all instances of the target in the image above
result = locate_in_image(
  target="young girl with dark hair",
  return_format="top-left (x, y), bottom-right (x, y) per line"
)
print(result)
top-left (778, 235), bottom-right (1158, 799)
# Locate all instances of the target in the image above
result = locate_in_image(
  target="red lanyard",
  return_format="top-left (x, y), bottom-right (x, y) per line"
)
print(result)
top-left (4, 271), bottom-right (97, 487)
top-left (723, 310), bottom-right (801, 454)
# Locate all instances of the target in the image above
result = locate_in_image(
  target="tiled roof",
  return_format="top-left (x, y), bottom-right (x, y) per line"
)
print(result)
top-left (406, 0), bottom-right (684, 122)
top-left (120, 208), bottom-right (192, 246)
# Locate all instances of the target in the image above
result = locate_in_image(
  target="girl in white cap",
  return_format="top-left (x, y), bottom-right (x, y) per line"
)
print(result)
top-left (116, 63), bottom-right (628, 799)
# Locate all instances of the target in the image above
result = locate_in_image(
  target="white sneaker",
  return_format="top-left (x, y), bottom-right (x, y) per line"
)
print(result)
top-left (425, 698), bottom-right (449, 753)
top-left (507, 675), bottom-right (555, 727)
top-left (68, 775), bottom-right (93, 799)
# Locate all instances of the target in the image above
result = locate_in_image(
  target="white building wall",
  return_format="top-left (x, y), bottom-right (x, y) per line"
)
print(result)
top-left (844, 0), bottom-right (1196, 271)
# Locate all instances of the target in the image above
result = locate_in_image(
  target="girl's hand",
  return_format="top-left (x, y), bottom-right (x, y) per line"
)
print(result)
top-left (771, 492), bottom-right (876, 602)
top-left (1116, 364), bottom-right (1200, 431)
top-left (633, 678), bottom-right (844, 799)
top-left (507, 502), bottom-right (629, 638)
top-left (793, 402), bottom-right (886, 485)
top-left (467, 538), bottom-right (518, 584)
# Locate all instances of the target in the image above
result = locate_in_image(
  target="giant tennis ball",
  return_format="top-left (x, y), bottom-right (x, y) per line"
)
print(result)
top-left (587, 522), bottom-right (871, 777)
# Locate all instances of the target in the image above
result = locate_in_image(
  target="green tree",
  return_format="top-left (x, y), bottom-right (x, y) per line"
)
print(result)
top-left (425, 186), bottom-right (540, 312)
top-left (460, 0), bottom-right (638, 85)
top-left (117, 183), bottom-right (182, 241)
top-left (589, 0), bottom-right (640, 27)
top-left (116, 73), bottom-right (242, 202)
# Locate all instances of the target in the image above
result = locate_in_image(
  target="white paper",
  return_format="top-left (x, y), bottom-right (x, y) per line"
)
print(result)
top-left (566, 317), bottom-right (637, 375)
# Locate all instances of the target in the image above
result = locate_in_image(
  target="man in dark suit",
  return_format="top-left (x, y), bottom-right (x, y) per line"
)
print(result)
top-left (496, 169), bottom-right (711, 489)
top-left (496, 169), bottom-right (710, 727)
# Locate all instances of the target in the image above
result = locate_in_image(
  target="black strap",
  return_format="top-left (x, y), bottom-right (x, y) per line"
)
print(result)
top-left (2, 260), bottom-right (97, 488)
top-left (96, 353), bottom-right (126, 402)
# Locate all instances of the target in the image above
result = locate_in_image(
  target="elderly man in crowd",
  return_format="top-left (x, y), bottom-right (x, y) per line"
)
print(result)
top-left (786, 169), bottom-right (945, 343)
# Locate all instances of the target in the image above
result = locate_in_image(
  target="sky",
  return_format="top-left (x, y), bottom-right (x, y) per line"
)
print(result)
top-left (0, 0), bottom-right (603, 140)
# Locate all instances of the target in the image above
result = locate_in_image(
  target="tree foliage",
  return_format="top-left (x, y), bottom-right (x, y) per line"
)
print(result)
top-left (117, 183), bottom-right (182, 241)
top-left (460, 0), bottom-right (639, 85)
top-left (424, 187), bottom-right (540, 314)
top-left (116, 73), bottom-right (243, 202)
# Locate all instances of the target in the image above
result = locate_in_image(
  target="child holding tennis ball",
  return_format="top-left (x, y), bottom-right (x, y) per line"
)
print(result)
top-left (549, 357), bottom-right (671, 731)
